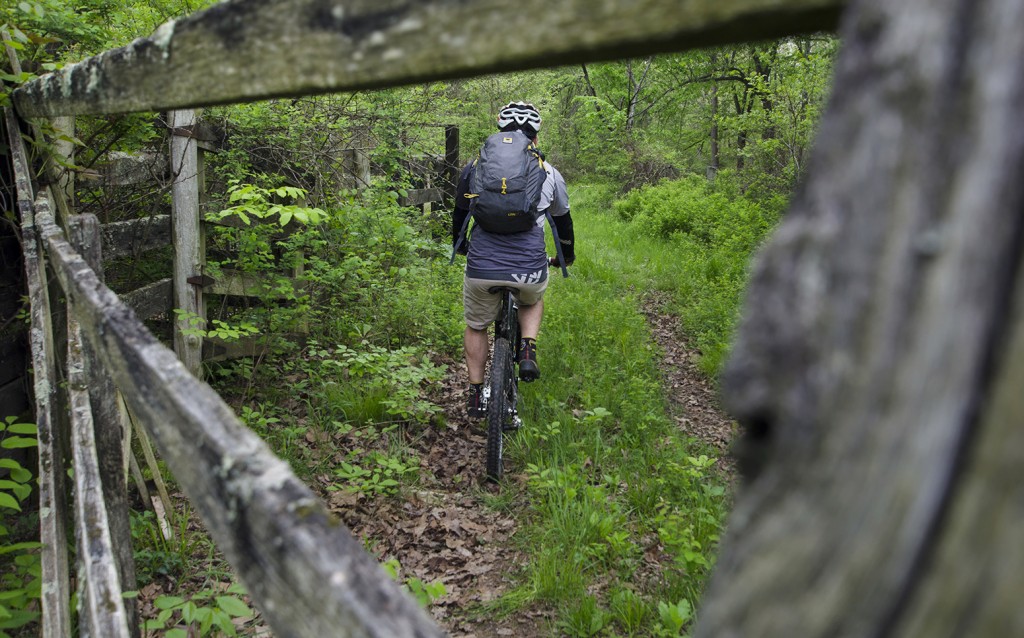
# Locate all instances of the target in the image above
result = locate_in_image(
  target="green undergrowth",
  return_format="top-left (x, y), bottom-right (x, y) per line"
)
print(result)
top-left (0, 417), bottom-right (42, 638)
top-left (604, 176), bottom-right (783, 376)
top-left (127, 175), bottom-right (766, 636)
top-left (481, 179), bottom-right (737, 636)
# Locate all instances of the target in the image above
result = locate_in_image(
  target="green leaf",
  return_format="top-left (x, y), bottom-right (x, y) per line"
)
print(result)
top-left (154, 595), bottom-right (186, 610)
top-left (0, 493), bottom-right (21, 512)
top-left (166, 629), bottom-right (188, 638)
top-left (216, 595), bottom-right (251, 618)
top-left (0, 482), bottom-right (29, 502)
top-left (5, 423), bottom-right (35, 436)
top-left (1, 437), bottom-right (36, 449)
top-left (0, 591), bottom-right (26, 602)
top-left (181, 601), bottom-right (198, 624)
top-left (0, 542), bottom-right (41, 556)
top-left (278, 210), bottom-right (293, 226)
top-left (213, 608), bottom-right (238, 636)
top-left (0, 458), bottom-right (25, 475)
top-left (0, 459), bottom-right (31, 483)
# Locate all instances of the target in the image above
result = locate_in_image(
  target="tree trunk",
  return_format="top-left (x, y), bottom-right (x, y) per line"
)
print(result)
top-left (708, 52), bottom-right (720, 180)
top-left (696, 0), bottom-right (1024, 635)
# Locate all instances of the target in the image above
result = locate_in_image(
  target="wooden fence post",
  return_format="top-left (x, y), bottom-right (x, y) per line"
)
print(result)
top-left (52, 116), bottom-right (75, 207)
top-left (66, 309), bottom-right (132, 638)
top-left (444, 124), bottom-right (459, 208)
top-left (169, 109), bottom-right (204, 377)
top-left (68, 214), bottom-right (139, 637)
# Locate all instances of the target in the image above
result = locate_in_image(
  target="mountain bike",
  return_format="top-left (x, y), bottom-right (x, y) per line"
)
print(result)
top-left (483, 286), bottom-right (523, 481)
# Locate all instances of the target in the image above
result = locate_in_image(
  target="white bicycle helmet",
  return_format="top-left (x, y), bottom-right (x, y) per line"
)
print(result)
top-left (497, 101), bottom-right (542, 135)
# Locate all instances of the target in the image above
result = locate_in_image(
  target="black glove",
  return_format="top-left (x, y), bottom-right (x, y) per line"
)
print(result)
top-left (452, 205), bottom-right (470, 255)
top-left (551, 212), bottom-right (575, 265)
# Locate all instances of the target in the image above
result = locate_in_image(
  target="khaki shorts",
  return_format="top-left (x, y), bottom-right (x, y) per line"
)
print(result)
top-left (464, 276), bottom-right (548, 330)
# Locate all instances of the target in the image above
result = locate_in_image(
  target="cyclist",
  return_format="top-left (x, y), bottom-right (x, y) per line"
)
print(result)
top-left (452, 101), bottom-right (575, 418)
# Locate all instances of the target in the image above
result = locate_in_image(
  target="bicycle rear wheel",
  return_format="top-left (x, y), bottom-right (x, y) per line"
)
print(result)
top-left (486, 337), bottom-right (514, 481)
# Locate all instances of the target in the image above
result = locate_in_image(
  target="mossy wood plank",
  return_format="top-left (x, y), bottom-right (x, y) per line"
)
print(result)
top-left (206, 269), bottom-right (302, 298)
top-left (32, 200), bottom-right (442, 638)
top-left (400, 187), bottom-right (442, 207)
top-left (101, 215), bottom-right (172, 260)
top-left (67, 213), bottom-right (140, 636)
top-left (202, 334), bottom-right (272, 362)
top-left (695, 0), bottom-right (1024, 634)
top-left (13, 0), bottom-right (842, 117)
top-left (121, 277), bottom-right (173, 319)
top-left (202, 333), bottom-right (308, 363)
top-left (66, 313), bottom-right (132, 638)
top-left (6, 107), bottom-right (72, 638)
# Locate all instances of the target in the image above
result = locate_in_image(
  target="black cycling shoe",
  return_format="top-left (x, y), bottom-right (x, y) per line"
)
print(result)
top-left (518, 338), bottom-right (540, 382)
top-left (467, 384), bottom-right (485, 418)
top-left (519, 359), bottom-right (540, 382)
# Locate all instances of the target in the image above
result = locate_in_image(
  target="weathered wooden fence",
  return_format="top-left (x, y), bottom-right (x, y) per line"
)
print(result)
top-left (5, 0), bottom-right (894, 636)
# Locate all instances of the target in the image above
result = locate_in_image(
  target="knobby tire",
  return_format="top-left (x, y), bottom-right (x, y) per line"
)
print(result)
top-left (486, 337), bottom-right (513, 481)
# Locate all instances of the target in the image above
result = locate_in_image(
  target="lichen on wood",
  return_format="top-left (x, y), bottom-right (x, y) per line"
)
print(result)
top-left (13, 0), bottom-right (842, 117)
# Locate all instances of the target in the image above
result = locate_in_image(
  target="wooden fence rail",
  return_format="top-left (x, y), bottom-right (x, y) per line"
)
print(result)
top-left (6, 0), bottom-right (853, 636)
top-left (12, 0), bottom-right (842, 118)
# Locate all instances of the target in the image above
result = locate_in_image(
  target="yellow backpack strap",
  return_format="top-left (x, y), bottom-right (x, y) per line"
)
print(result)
top-left (527, 146), bottom-right (544, 168)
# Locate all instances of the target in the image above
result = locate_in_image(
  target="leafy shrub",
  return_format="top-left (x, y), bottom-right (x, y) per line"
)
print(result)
top-left (380, 558), bottom-right (446, 608)
top-left (145, 583), bottom-right (253, 637)
top-left (611, 174), bottom-right (783, 375)
top-left (0, 417), bottom-right (40, 637)
top-left (306, 341), bottom-right (446, 427)
top-left (613, 174), bottom-right (777, 253)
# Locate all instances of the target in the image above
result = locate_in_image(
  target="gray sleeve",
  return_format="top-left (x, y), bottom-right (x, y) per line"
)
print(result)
top-left (546, 164), bottom-right (570, 217)
top-left (538, 161), bottom-right (555, 212)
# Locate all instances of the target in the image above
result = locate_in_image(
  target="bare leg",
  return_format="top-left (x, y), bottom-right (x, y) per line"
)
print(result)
top-left (518, 298), bottom-right (543, 339)
top-left (464, 326), bottom-right (489, 385)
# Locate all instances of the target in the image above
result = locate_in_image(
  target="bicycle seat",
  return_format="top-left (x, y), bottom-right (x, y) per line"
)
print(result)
top-left (487, 286), bottom-right (517, 295)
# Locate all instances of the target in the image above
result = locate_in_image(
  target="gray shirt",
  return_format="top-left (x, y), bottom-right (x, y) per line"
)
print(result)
top-left (466, 161), bottom-right (569, 282)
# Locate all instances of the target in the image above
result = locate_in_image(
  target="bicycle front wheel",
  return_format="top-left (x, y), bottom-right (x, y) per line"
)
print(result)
top-left (486, 337), bottom-right (514, 481)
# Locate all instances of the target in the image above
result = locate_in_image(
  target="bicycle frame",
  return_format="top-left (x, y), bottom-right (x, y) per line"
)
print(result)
top-left (493, 287), bottom-right (520, 347)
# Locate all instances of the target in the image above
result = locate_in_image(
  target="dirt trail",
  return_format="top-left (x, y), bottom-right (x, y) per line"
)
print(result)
top-left (327, 354), bottom-right (549, 636)
top-left (323, 296), bottom-right (737, 636)
top-left (639, 293), bottom-right (738, 473)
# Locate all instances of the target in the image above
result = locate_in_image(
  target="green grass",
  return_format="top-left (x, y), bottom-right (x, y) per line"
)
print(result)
top-left (484, 180), bottom-right (736, 635)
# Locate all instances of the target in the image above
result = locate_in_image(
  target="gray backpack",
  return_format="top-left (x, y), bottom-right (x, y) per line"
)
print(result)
top-left (466, 131), bottom-right (546, 234)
